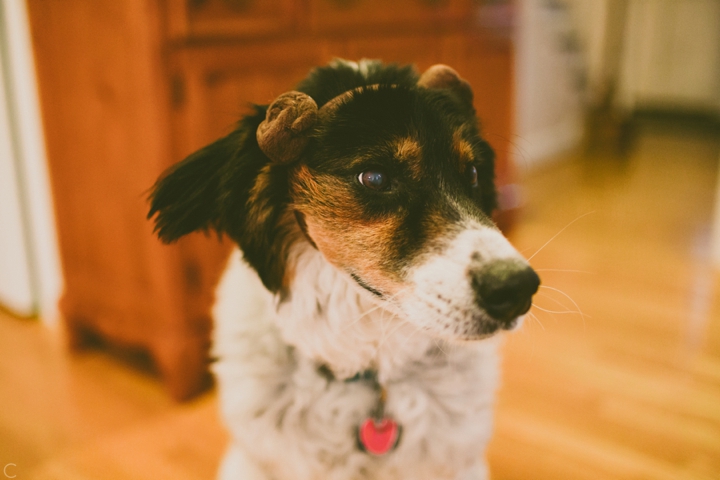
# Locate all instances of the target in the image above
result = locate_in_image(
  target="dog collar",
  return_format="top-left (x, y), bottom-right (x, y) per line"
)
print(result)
top-left (318, 366), bottom-right (402, 456)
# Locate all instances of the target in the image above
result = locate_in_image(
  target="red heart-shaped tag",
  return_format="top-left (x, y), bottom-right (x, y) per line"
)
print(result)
top-left (358, 417), bottom-right (401, 455)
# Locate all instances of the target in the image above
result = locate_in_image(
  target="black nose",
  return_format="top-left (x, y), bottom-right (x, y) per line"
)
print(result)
top-left (471, 260), bottom-right (540, 323)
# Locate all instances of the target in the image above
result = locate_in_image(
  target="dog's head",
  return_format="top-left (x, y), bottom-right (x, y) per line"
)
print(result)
top-left (149, 60), bottom-right (539, 340)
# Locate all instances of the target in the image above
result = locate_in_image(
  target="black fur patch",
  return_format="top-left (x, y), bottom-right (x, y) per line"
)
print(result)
top-left (299, 84), bottom-right (496, 274)
top-left (148, 59), bottom-right (498, 294)
top-left (149, 108), bottom-right (296, 292)
top-left (296, 61), bottom-right (419, 107)
top-left (148, 130), bottom-right (241, 242)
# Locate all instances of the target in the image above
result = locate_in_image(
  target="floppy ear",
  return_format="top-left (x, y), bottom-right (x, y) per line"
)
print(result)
top-left (418, 64), bottom-right (474, 105)
top-left (149, 93), bottom-right (316, 244)
top-left (148, 100), bottom-right (312, 294)
top-left (148, 130), bottom-right (242, 243)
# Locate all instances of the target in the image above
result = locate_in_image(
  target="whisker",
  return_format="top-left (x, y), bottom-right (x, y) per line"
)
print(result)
top-left (539, 285), bottom-right (589, 325)
top-left (534, 268), bottom-right (594, 274)
top-left (342, 304), bottom-right (382, 330)
top-left (375, 298), bottom-right (429, 357)
top-left (432, 337), bottom-right (449, 356)
top-left (343, 287), bottom-right (409, 331)
top-left (386, 319), bottom-right (426, 362)
top-left (527, 311), bottom-right (545, 331)
top-left (532, 304), bottom-right (583, 315)
top-left (527, 211), bottom-right (595, 261)
top-left (376, 314), bottom-right (408, 350)
top-left (534, 291), bottom-right (572, 311)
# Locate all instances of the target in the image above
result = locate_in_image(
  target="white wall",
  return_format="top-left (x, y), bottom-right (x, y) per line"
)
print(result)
top-left (618, 0), bottom-right (720, 113)
top-left (0, 49), bottom-right (34, 315)
top-left (0, 0), bottom-right (62, 321)
top-left (514, 0), bottom-right (720, 169)
top-left (565, 0), bottom-right (609, 103)
top-left (514, 0), bottom-right (585, 169)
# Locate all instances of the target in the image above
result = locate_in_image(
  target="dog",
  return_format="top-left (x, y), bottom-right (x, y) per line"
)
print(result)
top-left (149, 59), bottom-right (540, 480)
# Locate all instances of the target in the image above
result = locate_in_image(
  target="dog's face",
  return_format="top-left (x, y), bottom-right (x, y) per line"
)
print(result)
top-left (149, 61), bottom-right (539, 341)
top-left (291, 86), bottom-right (538, 339)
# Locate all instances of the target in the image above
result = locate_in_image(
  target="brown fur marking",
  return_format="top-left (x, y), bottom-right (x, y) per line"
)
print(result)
top-left (290, 164), bottom-right (407, 295)
top-left (247, 164), bottom-right (274, 226)
top-left (453, 130), bottom-right (475, 169)
top-left (394, 137), bottom-right (423, 180)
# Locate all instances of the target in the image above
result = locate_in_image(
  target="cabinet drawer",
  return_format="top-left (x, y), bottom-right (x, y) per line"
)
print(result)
top-left (167, 0), bottom-right (299, 40)
top-left (308, 0), bottom-right (474, 34)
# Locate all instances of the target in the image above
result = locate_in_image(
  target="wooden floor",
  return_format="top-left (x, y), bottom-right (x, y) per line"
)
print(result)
top-left (2, 120), bottom-right (720, 479)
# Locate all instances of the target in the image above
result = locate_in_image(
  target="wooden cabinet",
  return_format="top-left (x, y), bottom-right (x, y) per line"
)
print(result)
top-left (28, 0), bottom-right (515, 400)
top-left (167, 0), bottom-right (300, 40)
top-left (307, 0), bottom-right (473, 33)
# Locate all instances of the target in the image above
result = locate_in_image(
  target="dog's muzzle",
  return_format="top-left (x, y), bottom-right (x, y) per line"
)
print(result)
top-left (470, 259), bottom-right (540, 325)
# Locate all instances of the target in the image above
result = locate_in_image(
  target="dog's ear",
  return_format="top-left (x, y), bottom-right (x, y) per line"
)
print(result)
top-left (149, 92), bottom-right (315, 243)
top-left (148, 130), bottom-right (242, 243)
top-left (148, 103), bottom-right (303, 294)
top-left (256, 91), bottom-right (318, 164)
top-left (418, 64), bottom-right (474, 105)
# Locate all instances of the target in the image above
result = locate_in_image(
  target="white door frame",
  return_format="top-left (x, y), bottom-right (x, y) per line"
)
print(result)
top-left (0, 0), bottom-right (62, 323)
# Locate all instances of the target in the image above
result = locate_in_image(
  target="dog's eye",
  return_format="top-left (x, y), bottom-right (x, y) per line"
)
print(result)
top-left (466, 165), bottom-right (479, 188)
top-left (465, 165), bottom-right (478, 188)
top-left (358, 170), bottom-right (389, 191)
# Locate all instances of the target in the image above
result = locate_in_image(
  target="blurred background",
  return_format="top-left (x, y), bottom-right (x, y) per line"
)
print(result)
top-left (1, 0), bottom-right (719, 478)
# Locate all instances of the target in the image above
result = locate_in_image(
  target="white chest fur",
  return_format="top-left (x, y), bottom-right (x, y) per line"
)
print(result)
top-left (212, 247), bottom-right (500, 480)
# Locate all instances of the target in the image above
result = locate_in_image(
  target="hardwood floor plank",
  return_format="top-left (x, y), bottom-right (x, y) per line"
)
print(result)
top-left (487, 121), bottom-right (720, 480)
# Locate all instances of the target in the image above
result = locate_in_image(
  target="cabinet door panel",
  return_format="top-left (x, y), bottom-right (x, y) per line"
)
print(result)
top-left (167, 0), bottom-right (299, 40)
top-left (170, 44), bottom-right (326, 156)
